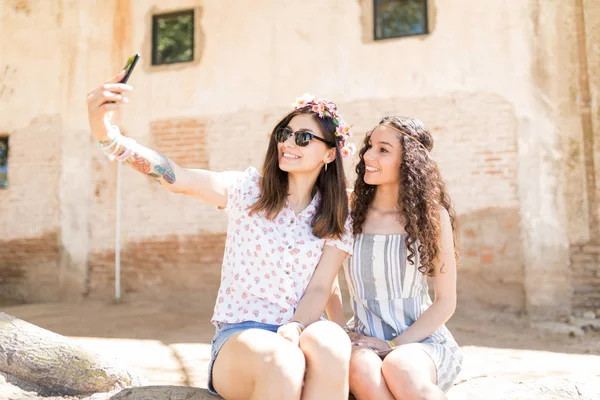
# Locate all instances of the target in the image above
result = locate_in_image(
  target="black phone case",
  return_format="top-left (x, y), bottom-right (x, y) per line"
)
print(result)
top-left (120, 54), bottom-right (140, 84)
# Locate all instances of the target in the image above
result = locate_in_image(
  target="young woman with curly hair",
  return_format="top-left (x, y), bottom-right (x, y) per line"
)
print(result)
top-left (329, 116), bottom-right (463, 399)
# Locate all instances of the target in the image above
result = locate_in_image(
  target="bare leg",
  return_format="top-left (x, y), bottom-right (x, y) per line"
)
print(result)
top-left (349, 347), bottom-right (394, 400)
top-left (299, 320), bottom-right (351, 400)
top-left (212, 328), bottom-right (305, 400)
top-left (381, 344), bottom-right (447, 400)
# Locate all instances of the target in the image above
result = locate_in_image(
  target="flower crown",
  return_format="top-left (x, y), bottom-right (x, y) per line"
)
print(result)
top-left (291, 93), bottom-right (356, 158)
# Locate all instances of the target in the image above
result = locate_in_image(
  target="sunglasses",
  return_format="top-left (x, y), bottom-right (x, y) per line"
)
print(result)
top-left (274, 127), bottom-right (335, 147)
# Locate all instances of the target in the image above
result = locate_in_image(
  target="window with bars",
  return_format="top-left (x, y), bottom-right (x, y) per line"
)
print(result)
top-left (152, 10), bottom-right (195, 65)
top-left (374, 0), bottom-right (428, 40)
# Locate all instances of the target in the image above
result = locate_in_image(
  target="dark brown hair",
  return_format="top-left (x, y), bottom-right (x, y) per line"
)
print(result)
top-left (351, 116), bottom-right (458, 276)
top-left (250, 107), bottom-right (349, 239)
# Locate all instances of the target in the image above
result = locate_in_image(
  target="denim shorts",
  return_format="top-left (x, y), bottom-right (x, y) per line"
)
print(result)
top-left (208, 321), bottom-right (281, 395)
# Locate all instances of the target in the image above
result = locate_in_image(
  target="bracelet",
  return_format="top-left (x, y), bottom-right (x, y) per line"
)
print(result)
top-left (98, 125), bottom-right (121, 148)
top-left (386, 339), bottom-right (395, 348)
top-left (98, 136), bottom-right (118, 151)
top-left (115, 147), bottom-right (133, 162)
top-left (289, 321), bottom-right (306, 334)
top-left (105, 142), bottom-right (123, 159)
top-left (98, 125), bottom-right (124, 160)
top-left (114, 137), bottom-right (137, 161)
top-left (99, 126), bottom-right (137, 162)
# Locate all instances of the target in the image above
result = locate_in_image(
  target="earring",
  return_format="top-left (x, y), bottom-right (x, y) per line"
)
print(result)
top-left (325, 163), bottom-right (328, 172)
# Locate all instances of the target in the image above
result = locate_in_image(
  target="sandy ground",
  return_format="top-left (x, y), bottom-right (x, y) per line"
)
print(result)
top-left (1, 295), bottom-right (599, 393)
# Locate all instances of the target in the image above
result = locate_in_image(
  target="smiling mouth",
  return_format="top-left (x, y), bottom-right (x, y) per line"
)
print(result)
top-left (365, 165), bottom-right (380, 172)
top-left (282, 153), bottom-right (301, 160)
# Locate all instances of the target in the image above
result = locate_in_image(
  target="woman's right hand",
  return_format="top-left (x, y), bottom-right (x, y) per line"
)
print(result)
top-left (349, 332), bottom-right (392, 354)
top-left (86, 71), bottom-right (132, 142)
top-left (277, 322), bottom-right (302, 346)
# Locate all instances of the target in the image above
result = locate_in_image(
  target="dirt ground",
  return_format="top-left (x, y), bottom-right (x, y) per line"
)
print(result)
top-left (2, 293), bottom-right (600, 392)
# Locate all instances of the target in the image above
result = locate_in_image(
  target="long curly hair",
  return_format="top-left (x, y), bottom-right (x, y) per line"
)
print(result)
top-left (351, 116), bottom-right (458, 276)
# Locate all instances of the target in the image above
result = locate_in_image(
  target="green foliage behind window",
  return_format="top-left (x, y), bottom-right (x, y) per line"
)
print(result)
top-left (375, 0), bottom-right (428, 40)
top-left (152, 10), bottom-right (194, 65)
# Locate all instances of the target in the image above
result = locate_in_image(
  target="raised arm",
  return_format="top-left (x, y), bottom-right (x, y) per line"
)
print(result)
top-left (86, 72), bottom-right (228, 207)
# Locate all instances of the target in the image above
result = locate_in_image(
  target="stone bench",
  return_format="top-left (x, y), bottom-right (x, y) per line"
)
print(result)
top-left (1, 313), bottom-right (598, 400)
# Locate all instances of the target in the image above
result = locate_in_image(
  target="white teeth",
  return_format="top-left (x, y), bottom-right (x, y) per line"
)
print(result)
top-left (365, 166), bottom-right (380, 172)
top-left (283, 153), bottom-right (300, 159)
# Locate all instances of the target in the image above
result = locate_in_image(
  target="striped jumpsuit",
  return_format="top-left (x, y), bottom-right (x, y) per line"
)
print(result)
top-left (344, 233), bottom-right (463, 392)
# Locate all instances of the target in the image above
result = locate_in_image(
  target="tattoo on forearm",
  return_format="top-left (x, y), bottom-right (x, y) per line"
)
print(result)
top-left (131, 154), bottom-right (151, 175)
top-left (123, 146), bottom-right (177, 185)
top-left (153, 154), bottom-right (176, 184)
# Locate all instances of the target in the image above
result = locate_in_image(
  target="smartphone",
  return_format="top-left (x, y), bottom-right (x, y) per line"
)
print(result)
top-left (120, 53), bottom-right (140, 84)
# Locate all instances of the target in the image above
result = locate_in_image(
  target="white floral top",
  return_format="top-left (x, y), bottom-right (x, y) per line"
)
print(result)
top-left (211, 167), bottom-right (354, 325)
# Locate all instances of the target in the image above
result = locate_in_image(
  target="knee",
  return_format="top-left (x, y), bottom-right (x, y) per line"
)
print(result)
top-left (300, 321), bottom-right (351, 362)
top-left (381, 359), bottom-right (436, 400)
top-left (348, 352), bottom-right (364, 379)
top-left (258, 343), bottom-right (306, 386)
top-left (300, 321), bottom-right (351, 368)
top-left (349, 350), bottom-right (377, 385)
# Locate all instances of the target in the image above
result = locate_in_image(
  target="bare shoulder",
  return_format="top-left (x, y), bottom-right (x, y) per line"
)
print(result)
top-left (437, 208), bottom-right (454, 242)
top-left (438, 208), bottom-right (451, 225)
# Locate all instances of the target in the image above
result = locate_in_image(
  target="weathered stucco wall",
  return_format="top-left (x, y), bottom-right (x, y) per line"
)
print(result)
top-left (0, 0), bottom-right (597, 318)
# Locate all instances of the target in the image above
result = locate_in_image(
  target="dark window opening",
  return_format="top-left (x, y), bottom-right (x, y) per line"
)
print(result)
top-left (152, 10), bottom-right (195, 65)
top-left (0, 136), bottom-right (8, 189)
top-left (374, 0), bottom-right (428, 40)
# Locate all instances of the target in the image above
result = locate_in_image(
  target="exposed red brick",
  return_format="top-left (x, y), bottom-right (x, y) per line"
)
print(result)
top-left (151, 119), bottom-right (208, 169)
top-left (0, 232), bottom-right (60, 301)
top-left (570, 243), bottom-right (600, 313)
top-left (571, 253), bottom-right (595, 263)
top-left (481, 254), bottom-right (494, 264)
top-left (88, 233), bottom-right (227, 297)
top-left (464, 229), bottom-right (476, 238)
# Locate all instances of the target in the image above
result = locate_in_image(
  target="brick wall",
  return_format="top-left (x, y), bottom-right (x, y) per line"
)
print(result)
top-left (0, 95), bottom-right (530, 310)
top-left (86, 116), bottom-right (230, 299)
top-left (88, 233), bottom-right (227, 298)
top-left (0, 116), bottom-right (62, 302)
top-left (83, 94), bottom-right (526, 307)
top-left (150, 119), bottom-right (208, 169)
top-left (570, 244), bottom-right (600, 313)
top-left (0, 232), bottom-right (60, 302)
top-left (336, 93), bottom-right (524, 310)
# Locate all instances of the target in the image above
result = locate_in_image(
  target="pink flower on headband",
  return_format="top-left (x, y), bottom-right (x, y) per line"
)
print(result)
top-left (340, 147), bottom-right (352, 158)
top-left (291, 93), bottom-right (354, 156)
top-left (293, 93), bottom-right (315, 108)
top-left (337, 141), bottom-right (357, 158)
top-left (311, 103), bottom-right (325, 117)
top-left (336, 124), bottom-right (352, 137)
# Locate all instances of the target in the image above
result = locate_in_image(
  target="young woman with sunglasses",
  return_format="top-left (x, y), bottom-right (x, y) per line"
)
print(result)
top-left (87, 75), bottom-right (356, 400)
